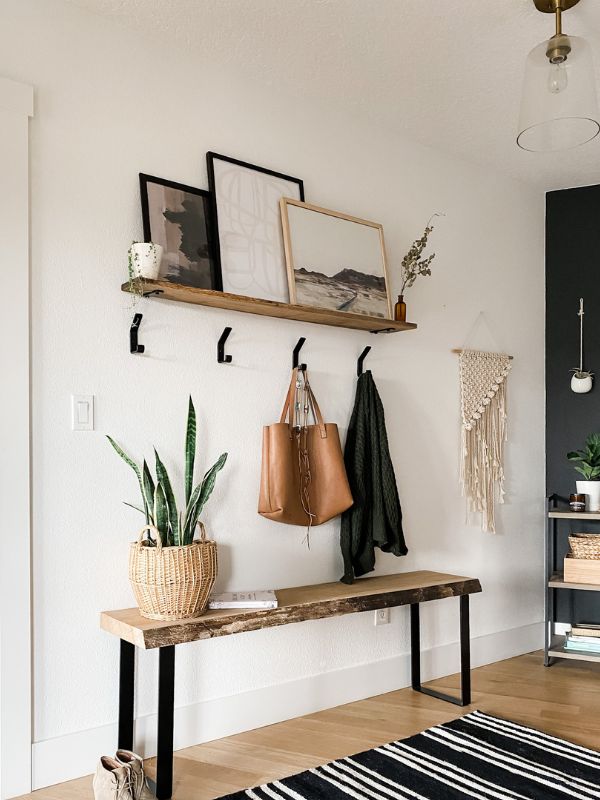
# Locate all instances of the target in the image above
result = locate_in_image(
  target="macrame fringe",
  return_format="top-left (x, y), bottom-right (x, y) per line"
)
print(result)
top-left (459, 351), bottom-right (510, 533)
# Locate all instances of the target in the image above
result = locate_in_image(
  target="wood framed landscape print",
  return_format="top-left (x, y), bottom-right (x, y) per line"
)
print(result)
top-left (139, 173), bottom-right (217, 289)
top-left (280, 199), bottom-right (393, 319)
top-left (207, 152), bottom-right (304, 302)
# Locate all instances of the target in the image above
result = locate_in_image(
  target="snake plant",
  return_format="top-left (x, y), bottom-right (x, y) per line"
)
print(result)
top-left (108, 397), bottom-right (227, 546)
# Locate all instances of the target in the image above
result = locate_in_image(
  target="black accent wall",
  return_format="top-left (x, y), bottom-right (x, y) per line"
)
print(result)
top-left (547, 184), bottom-right (600, 624)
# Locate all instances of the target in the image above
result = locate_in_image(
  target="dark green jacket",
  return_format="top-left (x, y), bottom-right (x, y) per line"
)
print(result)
top-left (340, 370), bottom-right (407, 584)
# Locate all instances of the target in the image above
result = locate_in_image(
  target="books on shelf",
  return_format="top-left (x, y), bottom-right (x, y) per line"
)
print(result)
top-left (571, 622), bottom-right (600, 639)
top-left (565, 632), bottom-right (600, 652)
top-left (571, 623), bottom-right (600, 638)
top-left (208, 590), bottom-right (278, 610)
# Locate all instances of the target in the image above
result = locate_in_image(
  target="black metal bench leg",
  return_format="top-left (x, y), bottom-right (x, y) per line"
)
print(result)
top-left (410, 596), bottom-right (472, 707)
top-left (156, 646), bottom-right (176, 800)
top-left (460, 595), bottom-right (471, 705)
top-left (118, 640), bottom-right (135, 751)
top-left (410, 603), bottom-right (421, 690)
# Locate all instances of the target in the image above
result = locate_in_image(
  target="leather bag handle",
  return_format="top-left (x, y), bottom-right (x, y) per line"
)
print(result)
top-left (304, 376), bottom-right (327, 439)
top-left (280, 367), bottom-right (299, 433)
top-left (279, 368), bottom-right (327, 439)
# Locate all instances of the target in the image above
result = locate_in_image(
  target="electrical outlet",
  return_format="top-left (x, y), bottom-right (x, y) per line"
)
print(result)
top-left (374, 608), bottom-right (390, 626)
top-left (72, 395), bottom-right (94, 431)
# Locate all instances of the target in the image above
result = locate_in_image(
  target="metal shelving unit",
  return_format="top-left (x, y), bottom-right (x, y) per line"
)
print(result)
top-left (545, 494), bottom-right (600, 665)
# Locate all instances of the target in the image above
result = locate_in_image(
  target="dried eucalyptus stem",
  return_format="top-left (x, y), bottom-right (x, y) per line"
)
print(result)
top-left (399, 213), bottom-right (444, 295)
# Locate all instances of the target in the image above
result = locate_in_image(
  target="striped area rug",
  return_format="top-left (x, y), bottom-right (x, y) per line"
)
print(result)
top-left (217, 710), bottom-right (600, 799)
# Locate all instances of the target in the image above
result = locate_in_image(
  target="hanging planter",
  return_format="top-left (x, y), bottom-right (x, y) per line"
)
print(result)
top-left (571, 298), bottom-right (593, 394)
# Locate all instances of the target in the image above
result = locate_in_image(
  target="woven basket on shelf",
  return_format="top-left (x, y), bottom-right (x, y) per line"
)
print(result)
top-left (129, 524), bottom-right (217, 620)
top-left (568, 533), bottom-right (600, 560)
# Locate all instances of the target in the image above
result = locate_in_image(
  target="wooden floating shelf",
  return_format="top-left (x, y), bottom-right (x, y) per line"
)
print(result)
top-left (122, 280), bottom-right (417, 334)
top-left (548, 511), bottom-right (600, 520)
top-left (548, 573), bottom-right (600, 592)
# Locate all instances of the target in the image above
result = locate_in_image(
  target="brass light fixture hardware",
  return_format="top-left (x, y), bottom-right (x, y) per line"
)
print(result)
top-left (517, 0), bottom-right (599, 151)
top-left (533, 0), bottom-right (580, 12)
top-left (544, 0), bottom-right (573, 65)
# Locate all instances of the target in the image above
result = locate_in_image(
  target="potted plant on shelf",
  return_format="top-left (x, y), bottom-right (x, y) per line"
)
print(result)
top-left (108, 397), bottom-right (227, 620)
top-left (395, 213), bottom-right (443, 322)
top-left (567, 432), bottom-right (600, 512)
top-left (127, 241), bottom-right (163, 300)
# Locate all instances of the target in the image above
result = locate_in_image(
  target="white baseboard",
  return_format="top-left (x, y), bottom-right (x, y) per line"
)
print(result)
top-left (31, 621), bottom-right (543, 792)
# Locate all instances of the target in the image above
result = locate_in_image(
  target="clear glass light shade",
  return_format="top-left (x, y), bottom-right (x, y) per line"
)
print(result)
top-left (517, 35), bottom-right (600, 152)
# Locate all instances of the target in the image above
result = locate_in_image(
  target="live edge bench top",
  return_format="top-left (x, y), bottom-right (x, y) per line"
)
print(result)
top-left (101, 570), bottom-right (481, 650)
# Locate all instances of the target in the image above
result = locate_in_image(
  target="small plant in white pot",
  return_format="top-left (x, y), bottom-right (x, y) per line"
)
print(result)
top-left (108, 397), bottom-right (227, 620)
top-left (127, 241), bottom-right (163, 299)
top-left (568, 433), bottom-right (600, 511)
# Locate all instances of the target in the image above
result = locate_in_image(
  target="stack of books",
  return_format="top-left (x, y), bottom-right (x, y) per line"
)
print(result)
top-left (565, 623), bottom-right (600, 653)
top-left (208, 590), bottom-right (278, 610)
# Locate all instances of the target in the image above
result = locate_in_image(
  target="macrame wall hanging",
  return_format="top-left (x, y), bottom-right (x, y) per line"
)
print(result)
top-left (458, 349), bottom-right (512, 533)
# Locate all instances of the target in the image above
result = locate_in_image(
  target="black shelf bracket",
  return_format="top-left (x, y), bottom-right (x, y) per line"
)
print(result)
top-left (217, 327), bottom-right (233, 364)
top-left (130, 313), bottom-right (145, 354)
top-left (293, 337), bottom-right (307, 371)
top-left (357, 346), bottom-right (371, 376)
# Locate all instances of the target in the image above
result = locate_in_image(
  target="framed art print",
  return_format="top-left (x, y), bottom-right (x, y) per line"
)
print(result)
top-left (207, 152), bottom-right (304, 302)
top-left (139, 173), bottom-right (217, 289)
top-left (280, 198), bottom-right (393, 319)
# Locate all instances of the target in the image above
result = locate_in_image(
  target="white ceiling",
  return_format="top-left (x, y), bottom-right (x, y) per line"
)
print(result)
top-left (67, 0), bottom-right (600, 190)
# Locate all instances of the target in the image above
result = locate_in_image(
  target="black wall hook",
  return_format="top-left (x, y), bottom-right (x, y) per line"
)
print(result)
top-left (130, 313), bottom-right (145, 354)
top-left (293, 337), bottom-right (307, 371)
top-left (357, 346), bottom-right (371, 376)
top-left (217, 326), bottom-right (233, 364)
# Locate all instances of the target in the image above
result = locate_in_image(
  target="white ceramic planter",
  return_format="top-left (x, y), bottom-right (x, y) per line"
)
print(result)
top-left (129, 242), bottom-right (163, 280)
top-left (576, 480), bottom-right (600, 512)
top-left (571, 373), bottom-right (593, 394)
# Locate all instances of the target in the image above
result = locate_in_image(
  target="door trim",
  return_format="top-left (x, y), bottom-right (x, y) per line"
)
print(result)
top-left (0, 76), bottom-right (34, 800)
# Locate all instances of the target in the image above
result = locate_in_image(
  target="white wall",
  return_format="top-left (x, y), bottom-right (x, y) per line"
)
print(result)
top-left (0, 0), bottom-right (545, 791)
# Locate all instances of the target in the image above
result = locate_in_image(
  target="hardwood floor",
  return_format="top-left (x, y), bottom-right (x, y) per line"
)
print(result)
top-left (18, 651), bottom-right (600, 799)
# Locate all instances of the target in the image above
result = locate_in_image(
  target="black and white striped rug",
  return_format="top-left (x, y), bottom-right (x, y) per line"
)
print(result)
top-left (217, 709), bottom-right (600, 799)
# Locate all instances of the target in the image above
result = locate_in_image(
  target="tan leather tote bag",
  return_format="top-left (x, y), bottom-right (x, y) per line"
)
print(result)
top-left (259, 368), bottom-right (353, 526)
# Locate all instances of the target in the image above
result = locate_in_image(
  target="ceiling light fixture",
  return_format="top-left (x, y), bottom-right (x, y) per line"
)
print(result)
top-left (517, 0), bottom-right (599, 152)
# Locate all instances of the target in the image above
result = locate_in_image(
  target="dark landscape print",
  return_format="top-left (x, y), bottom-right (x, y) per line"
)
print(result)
top-left (294, 266), bottom-right (388, 317)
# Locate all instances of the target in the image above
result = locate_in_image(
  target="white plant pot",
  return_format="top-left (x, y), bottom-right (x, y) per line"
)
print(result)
top-left (129, 242), bottom-right (163, 280)
top-left (571, 374), bottom-right (593, 394)
top-left (576, 480), bottom-right (600, 512)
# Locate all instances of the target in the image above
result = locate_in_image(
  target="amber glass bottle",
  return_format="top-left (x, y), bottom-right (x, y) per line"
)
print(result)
top-left (394, 295), bottom-right (407, 322)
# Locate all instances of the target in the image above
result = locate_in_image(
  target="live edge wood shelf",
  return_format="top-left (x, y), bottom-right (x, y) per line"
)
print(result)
top-left (101, 570), bottom-right (480, 799)
top-left (121, 279), bottom-right (417, 334)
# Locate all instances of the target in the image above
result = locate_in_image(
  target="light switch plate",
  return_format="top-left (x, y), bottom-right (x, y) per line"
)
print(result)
top-left (72, 395), bottom-right (94, 431)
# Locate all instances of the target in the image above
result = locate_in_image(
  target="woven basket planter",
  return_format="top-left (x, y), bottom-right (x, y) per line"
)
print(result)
top-left (569, 533), bottom-right (600, 560)
top-left (129, 524), bottom-right (217, 620)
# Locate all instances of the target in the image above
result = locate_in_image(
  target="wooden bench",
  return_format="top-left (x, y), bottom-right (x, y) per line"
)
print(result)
top-left (101, 570), bottom-right (481, 799)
